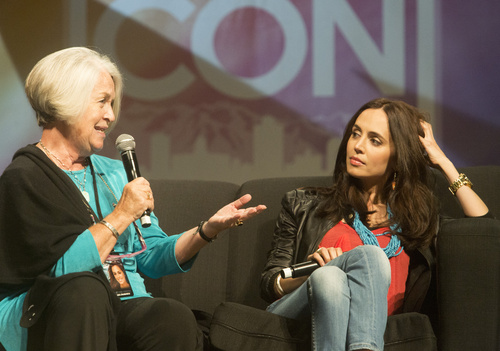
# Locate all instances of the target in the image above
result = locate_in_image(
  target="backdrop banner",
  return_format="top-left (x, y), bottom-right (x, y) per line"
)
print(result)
top-left (0, 0), bottom-right (498, 182)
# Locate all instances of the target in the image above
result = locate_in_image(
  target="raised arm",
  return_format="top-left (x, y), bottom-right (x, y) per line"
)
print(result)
top-left (419, 121), bottom-right (489, 217)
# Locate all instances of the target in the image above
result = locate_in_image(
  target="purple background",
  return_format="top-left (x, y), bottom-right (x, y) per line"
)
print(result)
top-left (0, 0), bottom-right (498, 182)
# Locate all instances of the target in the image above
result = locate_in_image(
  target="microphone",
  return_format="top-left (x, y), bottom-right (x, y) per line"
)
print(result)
top-left (115, 134), bottom-right (151, 227)
top-left (280, 261), bottom-right (320, 279)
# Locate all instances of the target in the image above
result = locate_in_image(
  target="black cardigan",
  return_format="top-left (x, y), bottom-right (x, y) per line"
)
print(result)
top-left (0, 145), bottom-right (94, 297)
top-left (260, 188), bottom-right (436, 315)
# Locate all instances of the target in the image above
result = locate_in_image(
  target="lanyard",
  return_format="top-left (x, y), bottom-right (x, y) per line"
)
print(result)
top-left (87, 158), bottom-right (147, 261)
top-left (106, 221), bottom-right (147, 261)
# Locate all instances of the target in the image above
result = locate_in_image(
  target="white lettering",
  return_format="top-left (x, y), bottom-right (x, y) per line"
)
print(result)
top-left (86, 0), bottom-right (434, 105)
top-left (313, 0), bottom-right (405, 96)
top-left (191, 0), bottom-right (307, 99)
top-left (416, 0), bottom-right (436, 118)
top-left (93, 0), bottom-right (196, 101)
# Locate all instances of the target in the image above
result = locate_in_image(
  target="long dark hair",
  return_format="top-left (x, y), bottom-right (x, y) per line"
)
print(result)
top-left (318, 98), bottom-right (438, 250)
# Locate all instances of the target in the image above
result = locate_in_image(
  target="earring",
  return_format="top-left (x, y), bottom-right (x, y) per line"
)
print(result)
top-left (392, 172), bottom-right (397, 190)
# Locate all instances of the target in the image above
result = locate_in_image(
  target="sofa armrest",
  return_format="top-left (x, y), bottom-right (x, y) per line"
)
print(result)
top-left (437, 217), bottom-right (500, 351)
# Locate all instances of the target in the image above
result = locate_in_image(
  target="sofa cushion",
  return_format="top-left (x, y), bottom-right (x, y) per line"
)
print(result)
top-left (209, 302), bottom-right (436, 351)
top-left (384, 312), bottom-right (437, 350)
top-left (209, 302), bottom-right (310, 351)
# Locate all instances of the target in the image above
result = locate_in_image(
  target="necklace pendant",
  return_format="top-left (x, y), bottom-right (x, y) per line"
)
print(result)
top-left (82, 190), bottom-right (90, 202)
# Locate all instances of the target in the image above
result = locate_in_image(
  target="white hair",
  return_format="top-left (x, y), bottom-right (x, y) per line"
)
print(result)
top-left (25, 47), bottom-right (123, 128)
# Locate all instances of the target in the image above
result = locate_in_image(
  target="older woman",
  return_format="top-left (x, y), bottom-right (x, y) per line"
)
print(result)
top-left (0, 47), bottom-right (266, 351)
top-left (260, 98), bottom-right (490, 351)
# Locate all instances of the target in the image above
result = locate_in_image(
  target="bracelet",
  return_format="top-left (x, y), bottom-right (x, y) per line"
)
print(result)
top-left (195, 221), bottom-right (217, 243)
top-left (448, 173), bottom-right (473, 196)
top-left (275, 274), bottom-right (285, 297)
top-left (100, 220), bottom-right (120, 240)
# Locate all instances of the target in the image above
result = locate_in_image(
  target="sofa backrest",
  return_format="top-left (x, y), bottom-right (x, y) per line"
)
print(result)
top-left (148, 179), bottom-right (239, 313)
top-left (431, 166), bottom-right (500, 219)
top-left (148, 176), bottom-right (332, 314)
top-left (147, 166), bottom-right (500, 315)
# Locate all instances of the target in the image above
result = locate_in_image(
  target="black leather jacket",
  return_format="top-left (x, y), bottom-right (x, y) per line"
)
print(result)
top-left (260, 188), bottom-right (436, 315)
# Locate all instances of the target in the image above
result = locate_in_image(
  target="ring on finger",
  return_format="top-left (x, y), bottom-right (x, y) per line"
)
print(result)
top-left (235, 219), bottom-right (243, 227)
top-left (316, 248), bottom-right (322, 254)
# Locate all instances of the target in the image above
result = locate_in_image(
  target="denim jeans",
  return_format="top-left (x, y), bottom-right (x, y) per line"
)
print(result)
top-left (266, 245), bottom-right (391, 351)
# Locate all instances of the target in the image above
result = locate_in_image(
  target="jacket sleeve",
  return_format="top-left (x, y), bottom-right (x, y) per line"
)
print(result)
top-left (260, 190), bottom-right (301, 303)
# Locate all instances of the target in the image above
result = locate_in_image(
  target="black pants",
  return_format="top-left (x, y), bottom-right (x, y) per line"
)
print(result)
top-left (116, 297), bottom-right (204, 351)
top-left (27, 274), bottom-right (204, 351)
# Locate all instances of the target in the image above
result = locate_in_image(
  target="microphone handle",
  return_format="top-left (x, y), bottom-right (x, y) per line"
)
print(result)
top-left (121, 150), bottom-right (151, 227)
top-left (120, 151), bottom-right (141, 182)
top-left (280, 261), bottom-right (320, 279)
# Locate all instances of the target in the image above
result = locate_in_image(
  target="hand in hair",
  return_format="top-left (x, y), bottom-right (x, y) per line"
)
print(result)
top-left (418, 121), bottom-right (449, 169)
top-left (419, 121), bottom-right (488, 217)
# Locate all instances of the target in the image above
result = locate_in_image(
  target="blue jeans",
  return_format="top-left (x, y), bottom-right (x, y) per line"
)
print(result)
top-left (266, 245), bottom-right (391, 351)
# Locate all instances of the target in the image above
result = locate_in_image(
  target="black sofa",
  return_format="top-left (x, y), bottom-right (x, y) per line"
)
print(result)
top-left (2, 166), bottom-right (498, 351)
top-left (145, 166), bottom-right (500, 351)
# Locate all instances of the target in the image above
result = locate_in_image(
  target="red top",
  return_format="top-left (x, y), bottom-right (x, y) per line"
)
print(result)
top-left (319, 221), bottom-right (409, 315)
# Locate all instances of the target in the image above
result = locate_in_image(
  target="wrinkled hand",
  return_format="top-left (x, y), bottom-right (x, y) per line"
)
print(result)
top-left (114, 177), bottom-right (154, 222)
top-left (308, 247), bottom-right (343, 266)
top-left (204, 194), bottom-right (266, 236)
top-left (419, 121), bottom-right (449, 168)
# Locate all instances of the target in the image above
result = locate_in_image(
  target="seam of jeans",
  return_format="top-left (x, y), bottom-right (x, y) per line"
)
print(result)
top-left (348, 342), bottom-right (379, 351)
top-left (365, 248), bottom-right (378, 348)
top-left (307, 280), bottom-right (317, 351)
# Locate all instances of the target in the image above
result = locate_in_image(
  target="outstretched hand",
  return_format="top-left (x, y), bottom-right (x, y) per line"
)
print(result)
top-left (204, 194), bottom-right (267, 236)
top-left (175, 194), bottom-right (266, 264)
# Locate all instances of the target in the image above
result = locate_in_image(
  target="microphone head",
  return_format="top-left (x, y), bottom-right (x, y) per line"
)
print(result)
top-left (115, 134), bottom-right (136, 152)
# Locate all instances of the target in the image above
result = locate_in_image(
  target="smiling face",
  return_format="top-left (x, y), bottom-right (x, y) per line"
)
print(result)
top-left (111, 264), bottom-right (126, 285)
top-left (346, 108), bottom-right (395, 192)
top-left (64, 70), bottom-right (116, 156)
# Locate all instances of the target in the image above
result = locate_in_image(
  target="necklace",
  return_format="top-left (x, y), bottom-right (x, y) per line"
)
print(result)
top-left (39, 141), bottom-right (90, 202)
top-left (96, 172), bottom-right (119, 206)
top-left (352, 206), bottom-right (403, 258)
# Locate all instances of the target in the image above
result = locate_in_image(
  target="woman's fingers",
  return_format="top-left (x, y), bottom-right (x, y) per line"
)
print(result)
top-left (312, 247), bottom-right (344, 266)
top-left (116, 177), bottom-right (154, 219)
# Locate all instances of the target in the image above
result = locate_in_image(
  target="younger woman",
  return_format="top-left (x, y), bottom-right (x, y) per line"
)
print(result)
top-left (260, 98), bottom-right (489, 351)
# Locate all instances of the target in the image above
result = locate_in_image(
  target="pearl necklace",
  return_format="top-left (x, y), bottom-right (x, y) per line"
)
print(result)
top-left (39, 141), bottom-right (90, 202)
